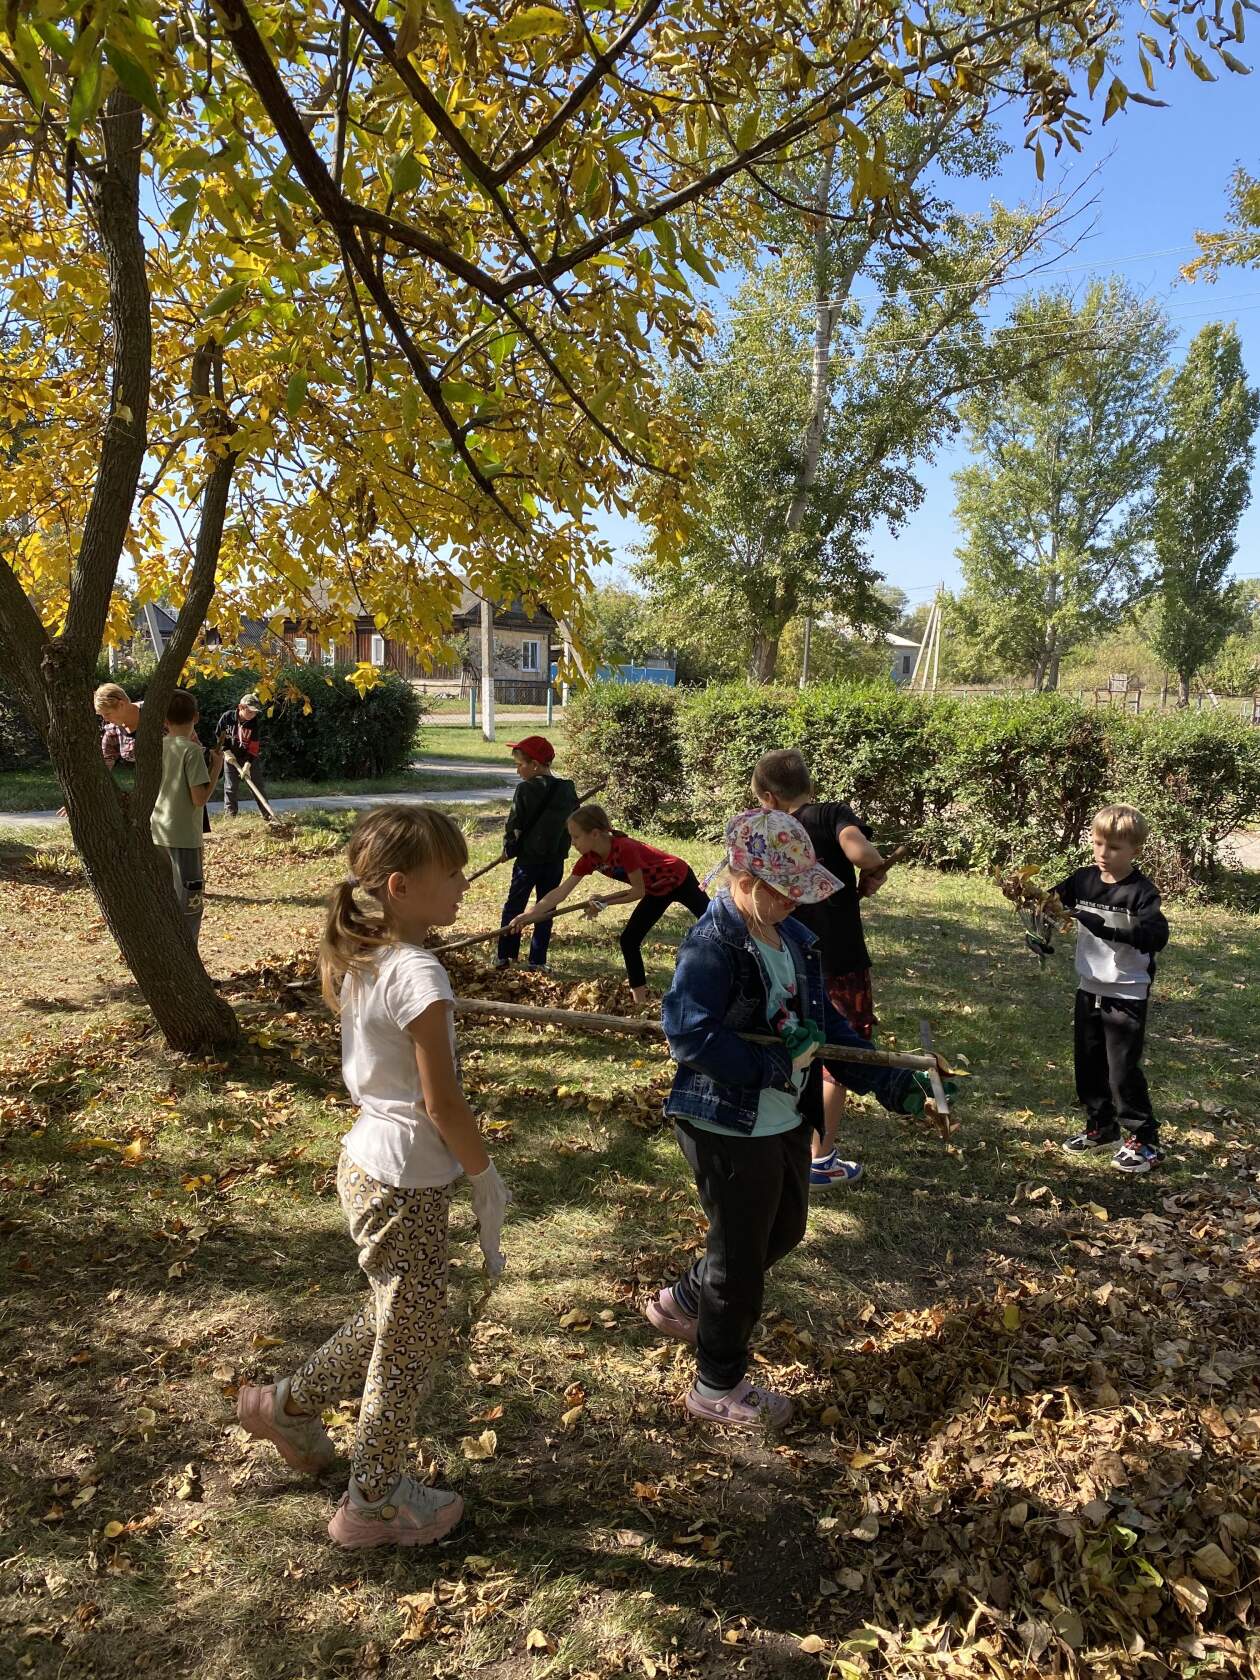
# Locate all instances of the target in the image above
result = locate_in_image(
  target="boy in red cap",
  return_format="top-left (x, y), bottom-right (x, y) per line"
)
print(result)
top-left (495, 736), bottom-right (579, 971)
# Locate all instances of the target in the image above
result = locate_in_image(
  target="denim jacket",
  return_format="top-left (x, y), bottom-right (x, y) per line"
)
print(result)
top-left (661, 891), bottom-right (911, 1136)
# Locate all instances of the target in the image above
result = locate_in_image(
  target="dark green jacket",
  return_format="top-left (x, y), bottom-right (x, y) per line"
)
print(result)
top-left (504, 774), bottom-right (579, 866)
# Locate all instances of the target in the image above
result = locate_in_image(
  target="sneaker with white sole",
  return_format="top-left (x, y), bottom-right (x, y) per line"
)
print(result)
top-left (810, 1150), bottom-right (864, 1188)
top-left (643, 1286), bottom-right (698, 1346)
top-left (328, 1474), bottom-right (464, 1549)
top-left (685, 1378), bottom-right (793, 1429)
top-left (1111, 1136), bottom-right (1163, 1174)
top-left (1062, 1125), bottom-right (1122, 1154)
top-left (236, 1377), bottom-right (336, 1474)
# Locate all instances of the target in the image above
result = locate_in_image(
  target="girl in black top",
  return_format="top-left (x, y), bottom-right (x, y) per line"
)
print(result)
top-left (751, 749), bottom-right (891, 1187)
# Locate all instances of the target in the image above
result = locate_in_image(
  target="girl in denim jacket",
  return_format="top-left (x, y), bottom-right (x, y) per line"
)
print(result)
top-left (645, 810), bottom-right (940, 1429)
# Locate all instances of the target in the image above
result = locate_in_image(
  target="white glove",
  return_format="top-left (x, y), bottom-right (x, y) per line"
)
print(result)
top-left (469, 1163), bottom-right (511, 1276)
top-left (583, 896), bottom-right (607, 919)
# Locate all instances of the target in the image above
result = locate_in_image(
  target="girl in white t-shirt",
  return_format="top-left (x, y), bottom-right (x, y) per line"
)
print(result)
top-left (237, 806), bottom-right (510, 1550)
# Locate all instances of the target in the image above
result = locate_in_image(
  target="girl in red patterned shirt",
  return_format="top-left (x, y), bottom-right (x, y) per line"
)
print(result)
top-left (507, 804), bottom-right (708, 1001)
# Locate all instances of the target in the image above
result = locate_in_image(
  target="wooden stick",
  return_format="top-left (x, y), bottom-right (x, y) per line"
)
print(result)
top-left (466, 779), bottom-right (608, 883)
top-left (918, 1018), bottom-right (950, 1117)
top-left (221, 746), bottom-right (280, 825)
top-left (451, 995), bottom-right (946, 1076)
top-left (432, 896), bottom-right (601, 954)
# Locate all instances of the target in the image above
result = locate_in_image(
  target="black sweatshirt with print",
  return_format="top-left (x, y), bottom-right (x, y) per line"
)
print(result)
top-left (1051, 865), bottom-right (1169, 1000)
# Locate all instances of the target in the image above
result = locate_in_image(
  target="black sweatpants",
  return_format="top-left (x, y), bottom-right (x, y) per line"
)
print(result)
top-left (1074, 988), bottom-right (1157, 1144)
top-left (619, 869), bottom-right (709, 989)
top-left (670, 1117), bottom-right (811, 1392)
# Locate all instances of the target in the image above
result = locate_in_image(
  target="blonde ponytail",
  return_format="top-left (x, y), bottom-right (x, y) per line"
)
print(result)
top-left (318, 806), bottom-right (468, 1010)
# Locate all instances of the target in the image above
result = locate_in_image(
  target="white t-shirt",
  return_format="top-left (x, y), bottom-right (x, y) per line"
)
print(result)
top-left (340, 944), bottom-right (464, 1189)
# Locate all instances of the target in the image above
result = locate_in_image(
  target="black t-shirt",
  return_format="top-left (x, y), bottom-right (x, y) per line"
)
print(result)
top-left (790, 801), bottom-right (871, 976)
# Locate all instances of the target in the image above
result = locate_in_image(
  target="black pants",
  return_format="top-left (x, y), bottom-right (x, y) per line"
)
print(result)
top-left (497, 856), bottom-right (565, 966)
top-left (1074, 989), bottom-right (1157, 1144)
top-left (224, 757), bottom-right (268, 816)
top-left (619, 870), bottom-right (709, 989)
top-left (671, 1117), bottom-right (811, 1391)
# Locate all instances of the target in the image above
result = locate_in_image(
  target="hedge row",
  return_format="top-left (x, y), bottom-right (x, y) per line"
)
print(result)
top-left (5, 661), bottom-right (426, 782)
top-left (565, 682), bottom-right (1260, 890)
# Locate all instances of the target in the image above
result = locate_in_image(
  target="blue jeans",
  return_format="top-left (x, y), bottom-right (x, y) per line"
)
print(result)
top-left (497, 858), bottom-right (566, 966)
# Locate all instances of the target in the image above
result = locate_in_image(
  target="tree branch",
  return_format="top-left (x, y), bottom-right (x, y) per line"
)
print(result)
top-left (61, 91), bottom-right (150, 665)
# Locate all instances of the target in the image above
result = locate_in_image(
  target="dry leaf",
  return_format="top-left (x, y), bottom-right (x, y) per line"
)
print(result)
top-left (250, 1333), bottom-right (284, 1351)
top-left (1002, 1303), bottom-right (1021, 1331)
top-left (849, 1450), bottom-right (878, 1469)
top-left (799, 1633), bottom-right (827, 1654)
top-left (461, 1430), bottom-right (498, 1461)
top-left (850, 1513), bottom-right (879, 1542)
top-left (1172, 1575), bottom-right (1210, 1617)
top-left (836, 1568), bottom-right (864, 1591)
top-left (1085, 1201), bottom-right (1109, 1222)
top-left (819, 1404), bottom-right (842, 1427)
top-left (559, 1404), bottom-right (584, 1430)
top-left (557, 1308), bottom-right (592, 1330)
top-left (102, 1520), bottom-right (125, 1539)
top-left (1005, 1501), bottom-right (1029, 1528)
top-left (1192, 1541), bottom-right (1235, 1581)
top-left (525, 1627), bottom-right (551, 1652)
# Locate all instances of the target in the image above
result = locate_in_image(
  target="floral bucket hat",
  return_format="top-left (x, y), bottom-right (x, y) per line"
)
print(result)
top-left (712, 808), bottom-right (843, 904)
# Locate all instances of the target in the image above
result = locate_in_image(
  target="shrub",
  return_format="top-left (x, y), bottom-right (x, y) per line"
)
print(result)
top-left (786, 684), bottom-right (957, 841)
top-left (1105, 710), bottom-right (1260, 889)
top-left (678, 685), bottom-right (794, 825)
top-left (931, 695), bottom-right (1113, 876)
top-left (248, 667), bottom-right (426, 780)
top-left (564, 682), bottom-right (685, 826)
top-left (0, 681), bottom-right (45, 770)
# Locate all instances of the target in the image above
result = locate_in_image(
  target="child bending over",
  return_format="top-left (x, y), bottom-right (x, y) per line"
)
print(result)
top-left (237, 807), bottom-right (510, 1548)
top-left (644, 810), bottom-right (948, 1429)
top-left (508, 804), bottom-right (707, 1003)
top-left (1054, 804), bottom-right (1169, 1174)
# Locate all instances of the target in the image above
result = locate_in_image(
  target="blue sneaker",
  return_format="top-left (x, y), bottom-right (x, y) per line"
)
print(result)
top-left (810, 1150), bottom-right (863, 1188)
top-left (1112, 1137), bottom-right (1163, 1174)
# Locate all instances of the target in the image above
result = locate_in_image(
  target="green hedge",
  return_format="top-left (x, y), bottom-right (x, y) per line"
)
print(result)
top-left (564, 681), bottom-right (686, 826)
top-left (93, 661), bottom-right (426, 781)
top-left (566, 681), bottom-right (1260, 889)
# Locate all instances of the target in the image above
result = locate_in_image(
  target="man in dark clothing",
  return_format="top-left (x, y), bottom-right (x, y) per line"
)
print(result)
top-left (495, 734), bottom-right (578, 971)
top-left (216, 693), bottom-right (268, 816)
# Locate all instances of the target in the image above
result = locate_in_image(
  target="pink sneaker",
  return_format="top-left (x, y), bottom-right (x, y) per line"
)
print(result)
top-left (685, 1378), bottom-right (794, 1429)
top-left (643, 1287), bottom-right (698, 1346)
top-left (328, 1475), bottom-right (464, 1549)
top-left (237, 1378), bottom-right (335, 1474)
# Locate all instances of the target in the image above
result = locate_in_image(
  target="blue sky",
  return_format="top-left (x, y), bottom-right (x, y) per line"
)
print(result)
top-left (596, 56), bottom-right (1259, 610)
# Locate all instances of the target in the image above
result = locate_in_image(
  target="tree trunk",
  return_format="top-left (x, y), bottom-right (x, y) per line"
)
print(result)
top-left (0, 92), bottom-right (238, 1053)
top-left (1177, 671), bottom-right (1191, 708)
top-left (748, 629), bottom-right (782, 684)
top-left (49, 689), bottom-right (239, 1050)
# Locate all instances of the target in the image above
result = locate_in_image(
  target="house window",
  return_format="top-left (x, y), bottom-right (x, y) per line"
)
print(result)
top-left (321, 644), bottom-right (336, 668)
top-left (902, 654), bottom-right (914, 675)
top-left (292, 636), bottom-right (310, 660)
top-left (520, 638), bottom-right (541, 673)
top-left (370, 633), bottom-right (386, 666)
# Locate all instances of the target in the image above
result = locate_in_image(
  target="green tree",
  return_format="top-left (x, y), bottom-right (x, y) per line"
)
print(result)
top-left (635, 175), bottom-right (1075, 683)
top-left (952, 281), bottom-right (1174, 691)
top-left (1148, 325), bottom-right (1259, 706)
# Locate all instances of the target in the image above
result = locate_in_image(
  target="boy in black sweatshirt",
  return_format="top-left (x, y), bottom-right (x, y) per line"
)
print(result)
top-left (1052, 804), bottom-right (1169, 1174)
top-left (495, 735), bottom-right (578, 972)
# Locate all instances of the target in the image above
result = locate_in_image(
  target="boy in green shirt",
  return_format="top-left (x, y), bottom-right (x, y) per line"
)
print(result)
top-left (151, 690), bottom-right (222, 946)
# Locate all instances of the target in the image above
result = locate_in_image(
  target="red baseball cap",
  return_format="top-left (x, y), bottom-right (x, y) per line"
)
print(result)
top-left (509, 734), bottom-right (555, 765)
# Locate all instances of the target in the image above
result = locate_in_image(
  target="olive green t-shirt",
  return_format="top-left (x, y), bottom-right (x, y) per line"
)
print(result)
top-left (150, 735), bottom-right (209, 850)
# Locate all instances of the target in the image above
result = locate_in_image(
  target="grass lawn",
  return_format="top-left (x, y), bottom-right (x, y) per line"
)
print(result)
top-left (0, 764), bottom-right (510, 812)
top-left (418, 722), bottom-right (569, 769)
top-left (1, 816), bottom-right (1259, 1679)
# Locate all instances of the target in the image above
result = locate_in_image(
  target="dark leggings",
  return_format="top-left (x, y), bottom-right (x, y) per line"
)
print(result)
top-left (618, 869), bottom-right (709, 989)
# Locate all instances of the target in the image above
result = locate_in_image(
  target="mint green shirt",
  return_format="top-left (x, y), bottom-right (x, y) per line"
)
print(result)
top-left (150, 735), bottom-right (209, 850)
top-left (691, 935), bottom-right (805, 1138)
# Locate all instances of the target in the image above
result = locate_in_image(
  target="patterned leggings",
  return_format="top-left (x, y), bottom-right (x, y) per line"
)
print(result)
top-left (289, 1150), bottom-right (451, 1500)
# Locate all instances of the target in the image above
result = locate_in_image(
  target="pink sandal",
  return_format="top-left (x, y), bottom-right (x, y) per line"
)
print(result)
top-left (685, 1378), bottom-right (793, 1428)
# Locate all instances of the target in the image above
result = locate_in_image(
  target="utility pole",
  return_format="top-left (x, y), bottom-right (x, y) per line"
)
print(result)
top-left (479, 594), bottom-right (496, 742)
top-left (910, 586), bottom-right (945, 694)
top-left (799, 615), bottom-right (812, 689)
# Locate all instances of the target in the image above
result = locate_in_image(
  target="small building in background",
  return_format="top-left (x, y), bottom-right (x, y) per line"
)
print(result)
top-left (887, 633), bottom-right (921, 685)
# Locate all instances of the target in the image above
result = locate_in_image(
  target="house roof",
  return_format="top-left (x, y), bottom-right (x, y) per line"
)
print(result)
top-left (885, 633), bottom-right (921, 649)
